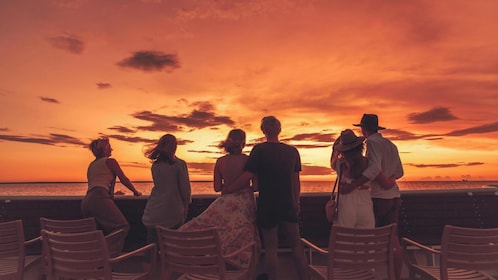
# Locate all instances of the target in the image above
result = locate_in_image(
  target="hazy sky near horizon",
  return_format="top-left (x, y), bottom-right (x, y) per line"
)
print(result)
top-left (1, 0), bottom-right (498, 182)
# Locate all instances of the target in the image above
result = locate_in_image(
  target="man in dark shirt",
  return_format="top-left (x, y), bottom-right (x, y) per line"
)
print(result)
top-left (225, 116), bottom-right (308, 280)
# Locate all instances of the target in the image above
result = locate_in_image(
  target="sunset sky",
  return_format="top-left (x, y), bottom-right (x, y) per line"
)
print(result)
top-left (1, 0), bottom-right (498, 182)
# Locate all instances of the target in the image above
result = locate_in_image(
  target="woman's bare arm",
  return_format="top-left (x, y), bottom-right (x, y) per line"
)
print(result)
top-left (106, 158), bottom-right (141, 196)
top-left (213, 159), bottom-right (223, 192)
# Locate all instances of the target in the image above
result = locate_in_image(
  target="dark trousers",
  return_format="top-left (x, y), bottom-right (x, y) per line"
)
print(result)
top-left (372, 197), bottom-right (401, 227)
top-left (373, 197), bottom-right (403, 280)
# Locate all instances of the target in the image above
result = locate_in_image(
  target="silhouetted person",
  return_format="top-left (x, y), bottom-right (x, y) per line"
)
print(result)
top-left (82, 137), bottom-right (142, 255)
top-left (341, 114), bottom-right (404, 279)
top-left (226, 116), bottom-right (308, 280)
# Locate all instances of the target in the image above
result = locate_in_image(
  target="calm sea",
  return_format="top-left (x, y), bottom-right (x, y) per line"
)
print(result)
top-left (1, 180), bottom-right (498, 196)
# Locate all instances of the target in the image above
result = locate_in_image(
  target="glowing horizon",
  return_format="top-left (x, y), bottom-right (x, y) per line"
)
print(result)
top-left (1, 0), bottom-right (498, 183)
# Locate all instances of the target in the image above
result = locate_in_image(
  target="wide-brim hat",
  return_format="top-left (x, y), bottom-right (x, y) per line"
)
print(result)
top-left (353, 114), bottom-right (386, 130)
top-left (335, 129), bottom-right (365, 152)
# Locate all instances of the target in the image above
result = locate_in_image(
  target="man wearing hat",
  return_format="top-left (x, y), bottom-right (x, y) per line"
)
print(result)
top-left (341, 113), bottom-right (404, 279)
top-left (330, 129), bottom-right (375, 228)
top-left (347, 114), bottom-right (404, 224)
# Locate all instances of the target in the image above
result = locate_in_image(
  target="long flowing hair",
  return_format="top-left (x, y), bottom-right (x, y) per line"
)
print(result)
top-left (145, 134), bottom-right (177, 164)
top-left (218, 129), bottom-right (246, 154)
top-left (340, 144), bottom-right (365, 179)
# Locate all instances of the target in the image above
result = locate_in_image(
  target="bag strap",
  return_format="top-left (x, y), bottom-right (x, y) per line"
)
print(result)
top-left (336, 167), bottom-right (341, 210)
top-left (331, 172), bottom-right (339, 198)
top-left (331, 163), bottom-right (342, 199)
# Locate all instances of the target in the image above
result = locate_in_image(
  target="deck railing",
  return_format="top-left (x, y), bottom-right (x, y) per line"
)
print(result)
top-left (2, 187), bottom-right (498, 253)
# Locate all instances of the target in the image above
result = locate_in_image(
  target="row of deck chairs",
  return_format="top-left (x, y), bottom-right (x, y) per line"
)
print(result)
top-left (2, 218), bottom-right (498, 280)
top-left (0, 218), bottom-right (257, 280)
top-left (301, 223), bottom-right (498, 279)
top-left (0, 218), bottom-right (156, 280)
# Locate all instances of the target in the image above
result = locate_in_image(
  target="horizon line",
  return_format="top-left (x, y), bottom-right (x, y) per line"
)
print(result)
top-left (2, 179), bottom-right (498, 184)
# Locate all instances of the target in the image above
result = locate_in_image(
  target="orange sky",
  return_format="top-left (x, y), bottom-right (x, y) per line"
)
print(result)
top-left (1, 0), bottom-right (498, 182)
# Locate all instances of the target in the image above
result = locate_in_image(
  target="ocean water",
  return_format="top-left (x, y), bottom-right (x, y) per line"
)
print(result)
top-left (1, 180), bottom-right (497, 196)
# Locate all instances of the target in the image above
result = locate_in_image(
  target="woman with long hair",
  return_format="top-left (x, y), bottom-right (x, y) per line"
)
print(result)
top-left (179, 129), bottom-right (259, 268)
top-left (142, 134), bottom-right (192, 244)
top-left (330, 129), bottom-right (375, 228)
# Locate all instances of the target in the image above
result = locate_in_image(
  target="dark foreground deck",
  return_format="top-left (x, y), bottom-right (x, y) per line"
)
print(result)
top-left (3, 187), bottom-right (498, 279)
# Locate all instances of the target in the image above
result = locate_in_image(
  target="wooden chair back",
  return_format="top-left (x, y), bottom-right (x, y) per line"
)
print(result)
top-left (440, 225), bottom-right (498, 279)
top-left (40, 217), bottom-right (97, 233)
top-left (39, 217), bottom-right (100, 278)
top-left (0, 220), bottom-right (26, 280)
top-left (41, 229), bottom-right (112, 279)
top-left (328, 223), bottom-right (397, 280)
top-left (39, 216), bottom-right (125, 258)
top-left (156, 226), bottom-right (226, 278)
top-left (0, 220), bottom-right (41, 280)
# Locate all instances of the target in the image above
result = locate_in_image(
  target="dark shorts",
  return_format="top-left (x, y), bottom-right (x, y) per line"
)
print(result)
top-left (257, 200), bottom-right (298, 229)
top-left (257, 215), bottom-right (298, 229)
top-left (372, 197), bottom-right (401, 227)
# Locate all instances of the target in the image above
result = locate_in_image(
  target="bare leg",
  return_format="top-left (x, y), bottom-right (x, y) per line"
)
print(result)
top-left (260, 226), bottom-right (279, 280)
top-left (280, 222), bottom-right (309, 280)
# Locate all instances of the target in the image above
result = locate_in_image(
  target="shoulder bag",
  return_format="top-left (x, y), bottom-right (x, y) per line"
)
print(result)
top-left (325, 166), bottom-right (341, 223)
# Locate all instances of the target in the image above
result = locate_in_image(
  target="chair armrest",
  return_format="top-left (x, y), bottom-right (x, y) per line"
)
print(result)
top-left (301, 238), bottom-right (328, 266)
top-left (401, 237), bottom-right (439, 255)
top-left (104, 228), bottom-right (125, 242)
top-left (110, 243), bottom-right (157, 262)
top-left (223, 241), bottom-right (256, 259)
top-left (300, 238), bottom-right (328, 255)
top-left (25, 236), bottom-right (42, 246)
top-left (402, 237), bottom-right (440, 266)
top-left (109, 243), bottom-right (157, 272)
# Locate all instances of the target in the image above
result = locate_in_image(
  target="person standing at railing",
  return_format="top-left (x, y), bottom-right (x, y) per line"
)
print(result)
top-left (81, 137), bottom-right (142, 254)
top-left (341, 113), bottom-right (404, 280)
top-left (142, 134), bottom-right (192, 244)
top-left (330, 129), bottom-right (375, 228)
top-left (225, 116), bottom-right (309, 280)
top-left (179, 128), bottom-right (259, 268)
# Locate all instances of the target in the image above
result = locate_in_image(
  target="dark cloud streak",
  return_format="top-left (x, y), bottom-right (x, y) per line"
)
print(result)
top-left (108, 134), bottom-right (155, 144)
top-left (48, 34), bottom-right (84, 54)
top-left (40, 97), bottom-right (60, 104)
top-left (408, 107), bottom-right (458, 124)
top-left (132, 103), bottom-right (235, 132)
top-left (293, 143), bottom-right (331, 149)
top-left (407, 162), bottom-right (484, 168)
top-left (283, 132), bottom-right (336, 143)
top-left (186, 162), bottom-right (215, 176)
top-left (445, 122), bottom-right (498, 136)
top-left (108, 126), bottom-right (136, 134)
top-left (97, 83), bottom-right (112, 89)
top-left (117, 51), bottom-right (180, 72)
top-left (0, 133), bottom-right (85, 146)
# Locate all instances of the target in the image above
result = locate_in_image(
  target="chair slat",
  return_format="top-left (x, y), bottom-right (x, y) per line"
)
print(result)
top-left (42, 229), bottom-right (155, 280)
top-left (0, 220), bottom-right (41, 280)
top-left (302, 223), bottom-right (397, 280)
top-left (156, 225), bottom-right (256, 279)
